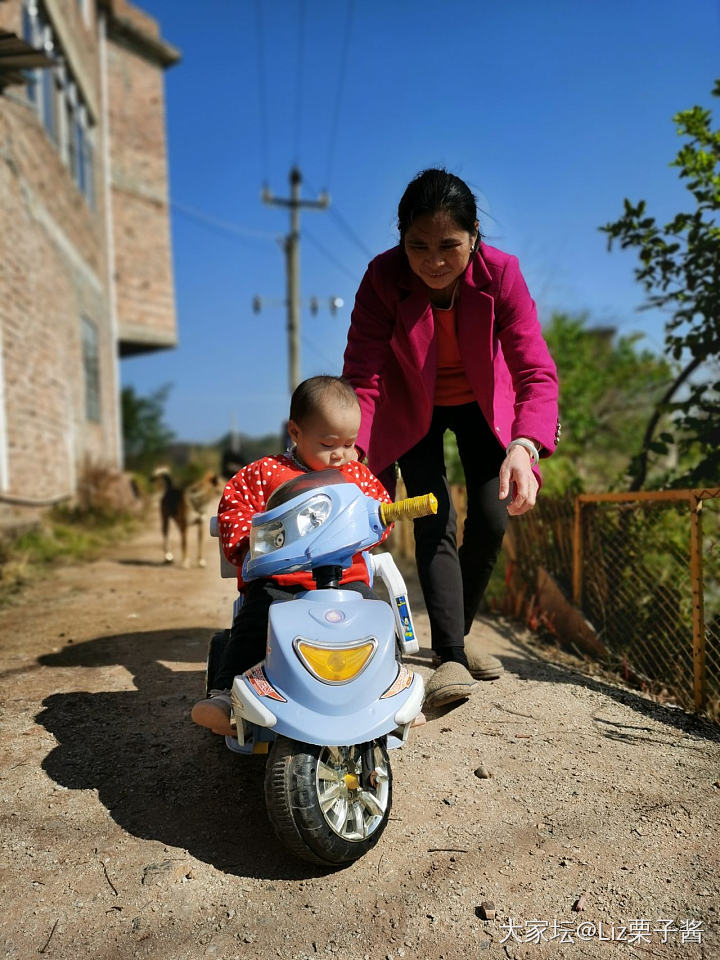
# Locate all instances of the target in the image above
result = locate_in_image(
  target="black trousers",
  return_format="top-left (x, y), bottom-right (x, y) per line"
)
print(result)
top-left (214, 578), bottom-right (377, 690)
top-left (397, 403), bottom-right (508, 655)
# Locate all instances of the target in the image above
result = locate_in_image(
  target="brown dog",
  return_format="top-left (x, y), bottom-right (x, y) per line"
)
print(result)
top-left (152, 467), bottom-right (221, 568)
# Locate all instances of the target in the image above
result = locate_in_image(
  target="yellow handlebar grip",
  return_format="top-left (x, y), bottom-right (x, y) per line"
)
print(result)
top-left (380, 493), bottom-right (438, 525)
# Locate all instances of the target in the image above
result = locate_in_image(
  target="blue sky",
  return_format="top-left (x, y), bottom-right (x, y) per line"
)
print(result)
top-left (122, 0), bottom-right (720, 443)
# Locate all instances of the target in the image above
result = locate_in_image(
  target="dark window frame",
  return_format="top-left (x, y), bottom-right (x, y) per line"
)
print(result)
top-left (81, 315), bottom-right (101, 423)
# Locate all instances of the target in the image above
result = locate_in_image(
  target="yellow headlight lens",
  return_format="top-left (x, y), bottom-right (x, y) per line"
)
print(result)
top-left (296, 640), bottom-right (375, 683)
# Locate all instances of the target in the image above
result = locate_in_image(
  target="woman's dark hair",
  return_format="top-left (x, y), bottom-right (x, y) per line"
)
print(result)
top-left (397, 168), bottom-right (480, 247)
top-left (289, 375), bottom-right (358, 424)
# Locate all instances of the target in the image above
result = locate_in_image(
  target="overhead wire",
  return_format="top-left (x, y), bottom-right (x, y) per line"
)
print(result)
top-left (326, 203), bottom-right (374, 261)
top-left (293, 0), bottom-right (306, 164)
top-left (322, 0), bottom-right (355, 192)
top-left (254, 0), bottom-right (270, 185)
top-left (304, 227), bottom-right (361, 282)
top-left (305, 177), bottom-right (374, 261)
top-left (301, 331), bottom-right (344, 373)
top-left (171, 200), bottom-right (279, 245)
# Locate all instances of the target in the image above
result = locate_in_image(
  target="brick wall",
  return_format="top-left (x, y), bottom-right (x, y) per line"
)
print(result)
top-left (0, 0), bottom-right (177, 507)
top-left (0, 97), bottom-right (117, 499)
top-left (107, 36), bottom-right (177, 352)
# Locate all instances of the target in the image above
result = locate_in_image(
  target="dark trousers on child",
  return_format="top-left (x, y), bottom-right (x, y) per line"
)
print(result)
top-left (397, 402), bottom-right (509, 664)
top-left (214, 578), bottom-right (377, 690)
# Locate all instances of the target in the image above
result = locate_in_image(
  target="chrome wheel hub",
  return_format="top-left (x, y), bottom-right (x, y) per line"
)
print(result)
top-left (315, 745), bottom-right (390, 841)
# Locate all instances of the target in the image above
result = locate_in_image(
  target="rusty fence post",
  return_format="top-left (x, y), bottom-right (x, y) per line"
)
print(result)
top-left (689, 492), bottom-right (706, 712)
top-left (572, 497), bottom-right (583, 606)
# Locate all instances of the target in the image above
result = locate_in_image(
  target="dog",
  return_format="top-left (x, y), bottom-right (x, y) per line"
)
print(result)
top-left (151, 467), bottom-right (222, 568)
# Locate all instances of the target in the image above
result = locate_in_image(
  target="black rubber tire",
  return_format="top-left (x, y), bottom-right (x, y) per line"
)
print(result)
top-left (264, 735), bottom-right (392, 866)
top-left (205, 629), bottom-right (230, 696)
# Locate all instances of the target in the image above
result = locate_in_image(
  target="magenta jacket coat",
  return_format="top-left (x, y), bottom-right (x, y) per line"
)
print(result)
top-left (342, 243), bottom-right (559, 486)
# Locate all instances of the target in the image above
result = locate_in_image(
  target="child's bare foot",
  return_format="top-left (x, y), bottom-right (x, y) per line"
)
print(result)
top-left (411, 711), bottom-right (426, 728)
top-left (191, 690), bottom-right (233, 736)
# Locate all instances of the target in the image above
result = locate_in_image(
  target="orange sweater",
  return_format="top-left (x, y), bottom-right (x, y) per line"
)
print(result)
top-left (433, 304), bottom-right (475, 406)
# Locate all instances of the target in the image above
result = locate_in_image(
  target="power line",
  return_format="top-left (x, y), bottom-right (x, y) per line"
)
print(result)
top-left (293, 0), bottom-right (306, 164)
top-left (323, 0), bottom-right (355, 191)
top-left (254, 0), bottom-right (270, 184)
top-left (304, 226), bottom-right (360, 282)
top-left (171, 200), bottom-right (279, 244)
top-left (301, 331), bottom-right (343, 373)
top-left (305, 177), bottom-right (374, 261)
top-left (327, 204), bottom-right (374, 261)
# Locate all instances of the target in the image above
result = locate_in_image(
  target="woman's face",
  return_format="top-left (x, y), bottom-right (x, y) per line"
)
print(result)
top-left (403, 210), bottom-right (478, 298)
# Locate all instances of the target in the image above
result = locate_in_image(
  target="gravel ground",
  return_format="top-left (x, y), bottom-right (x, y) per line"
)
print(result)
top-left (1, 523), bottom-right (719, 960)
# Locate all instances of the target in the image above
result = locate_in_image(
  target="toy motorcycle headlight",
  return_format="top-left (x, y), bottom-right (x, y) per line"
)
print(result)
top-left (250, 519), bottom-right (285, 556)
top-left (294, 638), bottom-right (377, 684)
top-left (296, 495), bottom-right (332, 536)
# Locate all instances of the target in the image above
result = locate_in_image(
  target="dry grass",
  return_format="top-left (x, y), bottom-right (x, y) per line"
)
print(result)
top-left (0, 462), bottom-right (145, 602)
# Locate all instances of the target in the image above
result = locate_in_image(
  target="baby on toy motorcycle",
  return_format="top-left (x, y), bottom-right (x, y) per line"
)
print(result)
top-left (191, 375), bottom-right (393, 737)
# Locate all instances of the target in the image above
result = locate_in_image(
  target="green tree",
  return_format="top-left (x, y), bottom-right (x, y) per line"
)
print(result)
top-left (121, 384), bottom-right (175, 472)
top-left (601, 79), bottom-right (720, 488)
top-left (541, 313), bottom-right (672, 494)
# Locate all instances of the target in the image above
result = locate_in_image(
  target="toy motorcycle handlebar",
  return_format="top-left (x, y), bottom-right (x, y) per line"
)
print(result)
top-left (380, 493), bottom-right (438, 526)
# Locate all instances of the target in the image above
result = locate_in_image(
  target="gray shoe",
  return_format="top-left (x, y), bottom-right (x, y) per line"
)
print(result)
top-left (424, 661), bottom-right (479, 709)
top-left (191, 689), bottom-right (233, 736)
top-left (431, 649), bottom-right (503, 681)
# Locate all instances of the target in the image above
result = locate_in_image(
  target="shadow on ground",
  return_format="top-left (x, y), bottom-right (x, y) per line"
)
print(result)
top-left (390, 556), bottom-right (719, 742)
top-left (36, 628), bottom-right (336, 881)
top-left (484, 617), bottom-right (720, 745)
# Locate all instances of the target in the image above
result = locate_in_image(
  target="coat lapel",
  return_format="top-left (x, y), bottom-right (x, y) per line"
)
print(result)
top-left (396, 290), bottom-right (435, 369)
top-left (392, 247), bottom-right (496, 400)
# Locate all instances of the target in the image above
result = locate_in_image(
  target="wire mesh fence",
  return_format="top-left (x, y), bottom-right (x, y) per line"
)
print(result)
top-left (389, 480), bottom-right (719, 717)
top-left (508, 489), bottom-right (720, 718)
top-left (705, 496), bottom-right (720, 714)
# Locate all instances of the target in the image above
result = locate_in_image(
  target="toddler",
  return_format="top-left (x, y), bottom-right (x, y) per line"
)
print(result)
top-left (192, 375), bottom-right (392, 737)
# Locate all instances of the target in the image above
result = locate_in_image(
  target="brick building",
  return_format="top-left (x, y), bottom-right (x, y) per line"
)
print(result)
top-left (0, 0), bottom-right (178, 515)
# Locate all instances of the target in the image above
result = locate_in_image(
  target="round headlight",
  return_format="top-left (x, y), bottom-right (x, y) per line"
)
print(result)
top-left (250, 519), bottom-right (285, 556)
top-left (296, 495), bottom-right (332, 537)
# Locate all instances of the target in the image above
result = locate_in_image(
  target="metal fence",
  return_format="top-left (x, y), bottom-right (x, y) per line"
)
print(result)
top-left (509, 488), bottom-right (720, 717)
top-left (390, 481), bottom-right (720, 715)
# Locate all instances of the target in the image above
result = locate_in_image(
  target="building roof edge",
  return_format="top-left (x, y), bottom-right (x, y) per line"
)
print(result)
top-left (98, 0), bottom-right (181, 68)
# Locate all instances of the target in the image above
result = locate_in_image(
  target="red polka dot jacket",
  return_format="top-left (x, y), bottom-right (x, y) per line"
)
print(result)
top-left (218, 454), bottom-right (394, 591)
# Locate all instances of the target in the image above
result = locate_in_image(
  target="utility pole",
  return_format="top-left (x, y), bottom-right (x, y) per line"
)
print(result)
top-left (262, 167), bottom-right (329, 394)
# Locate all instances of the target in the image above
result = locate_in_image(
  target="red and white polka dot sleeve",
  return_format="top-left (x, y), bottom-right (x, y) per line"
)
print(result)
top-left (344, 462), bottom-right (394, 546)
top-left (217, 460), bottom-right (269, 565)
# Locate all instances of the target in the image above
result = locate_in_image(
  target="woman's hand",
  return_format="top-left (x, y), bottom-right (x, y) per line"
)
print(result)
top-left (498, 445), bottom-right (539, 516)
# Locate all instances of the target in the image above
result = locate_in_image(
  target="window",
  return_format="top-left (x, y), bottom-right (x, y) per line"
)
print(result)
top-left (21, 1), bottom-right (40, 106)
top-left (40, 33), bottom-right (58, 144)
top-left (76, 0), bottom-right (90, 26)
top-left (81, 317), bottom-right (101, 423)
top-left (21, 1), bottom-right (95, 207)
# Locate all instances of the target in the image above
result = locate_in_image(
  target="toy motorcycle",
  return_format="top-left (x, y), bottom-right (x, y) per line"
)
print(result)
top-left (206, 468), bottom-right (436, 866)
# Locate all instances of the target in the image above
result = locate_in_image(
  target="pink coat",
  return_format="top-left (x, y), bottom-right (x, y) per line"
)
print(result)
top-left (342, 243), bottom-right (559, 484)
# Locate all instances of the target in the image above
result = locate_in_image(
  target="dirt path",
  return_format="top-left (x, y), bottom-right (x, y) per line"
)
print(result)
top-left (1, 524), bottom-right (719, 960)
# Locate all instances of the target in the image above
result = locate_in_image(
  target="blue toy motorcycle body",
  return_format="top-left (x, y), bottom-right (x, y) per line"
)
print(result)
top-left (207, 469), bottom-right (434, 865)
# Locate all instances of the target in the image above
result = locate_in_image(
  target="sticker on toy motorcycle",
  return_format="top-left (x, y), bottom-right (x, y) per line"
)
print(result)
top-left (246, 665), bottom-right (287, 702)
top-left (395, 596), bottom-right (415, 643)
top-left (381, 663), bottom-right (414, 699)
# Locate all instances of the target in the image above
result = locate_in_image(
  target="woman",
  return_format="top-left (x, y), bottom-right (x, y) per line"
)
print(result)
top-left (342, 168), bottom-right (559, 709)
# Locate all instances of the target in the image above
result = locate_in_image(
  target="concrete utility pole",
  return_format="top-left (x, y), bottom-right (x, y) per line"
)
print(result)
top-left (262, 167), bottom-right (329, 394)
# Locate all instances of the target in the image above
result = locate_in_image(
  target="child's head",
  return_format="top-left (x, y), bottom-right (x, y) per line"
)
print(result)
top-left (288, 376), bottom-right (361, 472)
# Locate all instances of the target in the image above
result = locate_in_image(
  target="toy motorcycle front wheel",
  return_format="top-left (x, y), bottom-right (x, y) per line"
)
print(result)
top-left (264, 736), bottom-right (392, 866)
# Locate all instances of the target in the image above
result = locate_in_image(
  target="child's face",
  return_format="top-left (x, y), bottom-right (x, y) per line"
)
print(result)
top-left (288, 402), bottom-right (361, 472)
